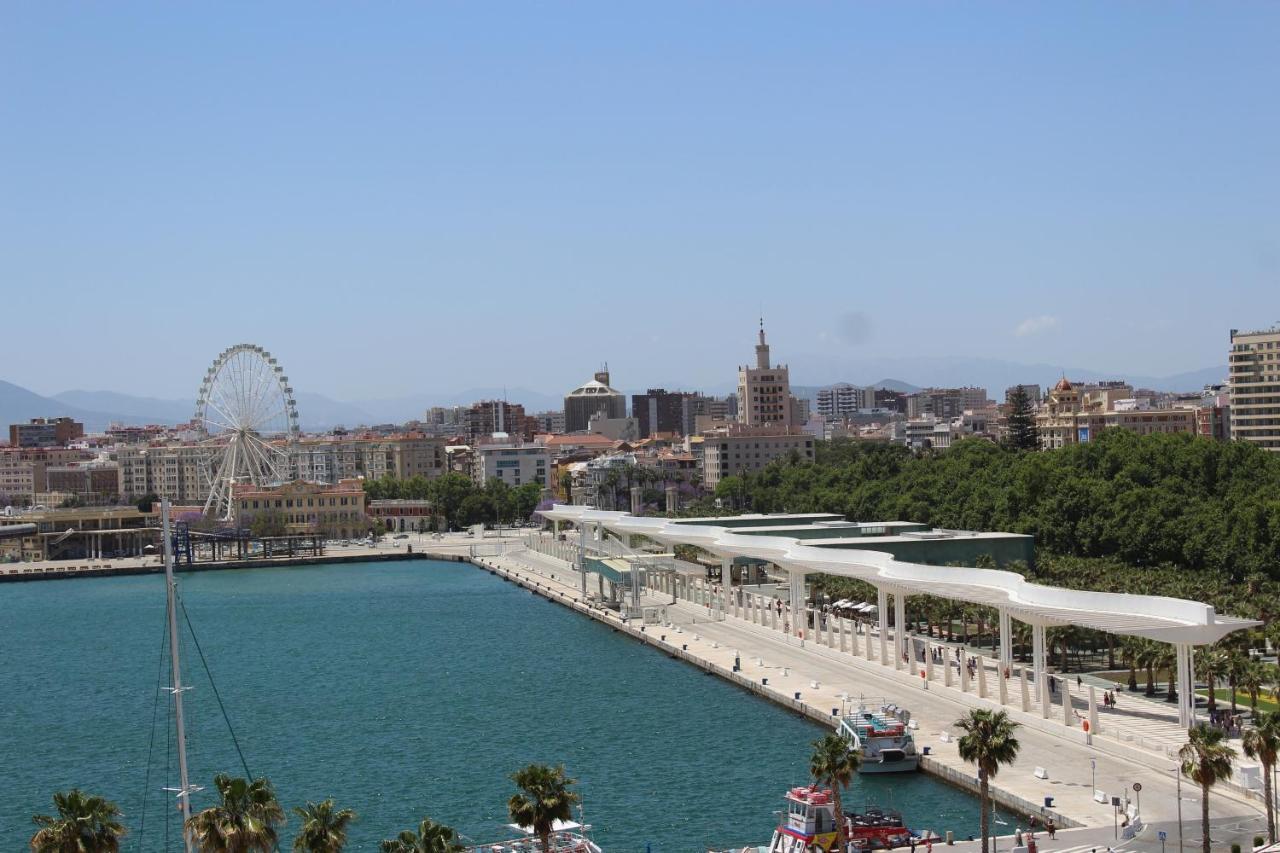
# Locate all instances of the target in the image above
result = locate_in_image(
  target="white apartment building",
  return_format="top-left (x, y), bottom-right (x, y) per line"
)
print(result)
top-left (816, 383), bottom-right (873, 418)
top-left (471, 440), bottom-right (550, 489)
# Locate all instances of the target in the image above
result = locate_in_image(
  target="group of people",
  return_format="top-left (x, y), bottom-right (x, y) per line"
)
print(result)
top-left (1209, 707), bottom-right (1245, 736)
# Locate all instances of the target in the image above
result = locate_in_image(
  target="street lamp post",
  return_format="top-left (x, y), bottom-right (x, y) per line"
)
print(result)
top-left (1175, 766), bottom-right (1184, 851)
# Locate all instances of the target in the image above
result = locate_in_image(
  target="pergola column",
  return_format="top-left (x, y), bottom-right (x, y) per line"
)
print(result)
top-left (876, 587), bottom-right (888, 665)
top-left (577, 523), bottom-right (589, 598)
top-left (1031, 623), bottom-right (1047, 703)
top-left (1176, 643), bottom-right (1197, 729)
top-left (789, 569), bottom-right (807, 646)
top-left (894, 592), bottom-right (907, 670)
top-left (998, 609), bottom-right (1013, 671)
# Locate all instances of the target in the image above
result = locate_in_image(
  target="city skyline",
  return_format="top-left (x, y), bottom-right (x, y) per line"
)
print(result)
top-left (4, 3), bottom-right (1276, 399)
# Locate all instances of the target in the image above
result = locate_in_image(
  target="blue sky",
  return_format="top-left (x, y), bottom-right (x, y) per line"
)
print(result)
top-left (2, 3), bottom-right (1277, 400)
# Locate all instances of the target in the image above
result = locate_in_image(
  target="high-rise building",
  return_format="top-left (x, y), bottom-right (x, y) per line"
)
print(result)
top-left (737, 323), bottom-right (795, 428)
top-left (630, 389), bottom-right (720, 438)
top-left (816, 383), bottom-right (872, 418)
top-left (462, 400), bottom-right (534, 443)
top-left (563, 367), bottom-right (626, 433)
top-left (1229, 327), bottom-right (1280, 450)
top-left (8, 417), bottom-right (84, 448)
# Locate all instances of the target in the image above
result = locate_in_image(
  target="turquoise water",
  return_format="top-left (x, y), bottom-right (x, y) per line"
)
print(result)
top-left (2, 560), bottom-right (1011, 851)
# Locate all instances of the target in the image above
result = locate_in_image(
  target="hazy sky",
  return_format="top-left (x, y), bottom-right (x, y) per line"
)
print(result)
top-left (3, 3), bottom-right (1277, 400)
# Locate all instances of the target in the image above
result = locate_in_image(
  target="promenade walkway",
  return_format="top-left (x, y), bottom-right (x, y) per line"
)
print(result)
top-left (469, 537), bottom-right (1266, 852)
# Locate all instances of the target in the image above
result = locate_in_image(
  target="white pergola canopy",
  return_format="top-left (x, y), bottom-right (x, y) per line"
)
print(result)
top-left (540, 505), bottom-right (1257, 646)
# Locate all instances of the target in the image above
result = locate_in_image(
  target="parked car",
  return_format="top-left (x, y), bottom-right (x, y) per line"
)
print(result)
top-left (393, 533), bottom-right (409, 539)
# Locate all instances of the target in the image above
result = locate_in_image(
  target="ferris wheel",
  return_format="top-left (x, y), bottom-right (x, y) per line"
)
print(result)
top-left (194, 344), bottom-right (300, 519)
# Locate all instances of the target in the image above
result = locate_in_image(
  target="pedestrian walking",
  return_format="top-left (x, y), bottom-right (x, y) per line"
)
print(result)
top-left (1046, 818), bottom-right (1056, 839)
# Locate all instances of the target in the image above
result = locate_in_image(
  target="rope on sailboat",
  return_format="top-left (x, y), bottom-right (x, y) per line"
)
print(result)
top-left (135, 617), bottom-right (170, 851)
top-left (178, 596), bottom-right (254, 780)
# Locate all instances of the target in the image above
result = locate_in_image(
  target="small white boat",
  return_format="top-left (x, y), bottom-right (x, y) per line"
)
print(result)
top-left (469, 819), bottom-right (602, 853)
top-left (839, 703), bottom-right (920, 774)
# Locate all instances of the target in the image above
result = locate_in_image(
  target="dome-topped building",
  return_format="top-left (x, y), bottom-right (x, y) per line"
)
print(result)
top-left (564, 366), bottom-right (626, 433)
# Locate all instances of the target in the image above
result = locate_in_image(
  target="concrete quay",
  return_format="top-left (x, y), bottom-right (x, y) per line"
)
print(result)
top-left (468, 540), bottom-right (1267, 852)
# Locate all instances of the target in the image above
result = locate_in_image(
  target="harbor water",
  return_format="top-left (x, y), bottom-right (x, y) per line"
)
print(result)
top-left (1, 559), bottom-right (1014, 850)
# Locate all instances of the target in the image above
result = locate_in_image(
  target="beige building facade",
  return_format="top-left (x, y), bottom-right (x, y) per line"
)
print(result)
top-left (1229, 327), bottom-right (1280, 451)
top-left (737, 324), bottom-right (795, 428)
top-left (700, 425), bottom-right (815, 489)
top-left (231, 478), bottom-right (367, 538)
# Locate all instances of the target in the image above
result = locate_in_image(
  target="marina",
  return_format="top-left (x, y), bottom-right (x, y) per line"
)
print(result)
top-left (0, 556), bottom-right (1012, 851)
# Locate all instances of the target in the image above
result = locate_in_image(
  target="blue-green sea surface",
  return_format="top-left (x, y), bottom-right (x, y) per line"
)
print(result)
top-left (1, 560), bottom-right (1012, 851)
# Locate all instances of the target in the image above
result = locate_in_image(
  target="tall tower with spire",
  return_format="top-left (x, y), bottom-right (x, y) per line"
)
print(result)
top-left (755, 317), bottom-right (771, 370)
top-left (738, 320), bottom-right (796, 428)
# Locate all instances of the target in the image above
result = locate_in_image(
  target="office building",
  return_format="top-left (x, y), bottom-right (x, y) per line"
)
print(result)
top-left (9, 417), bottom-right (84, 448)
top-left (564, 367), bottom-right (626, 433)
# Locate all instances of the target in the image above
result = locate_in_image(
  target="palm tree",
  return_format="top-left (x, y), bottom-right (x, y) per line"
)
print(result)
top-left (508, 764), bottom-right (580, 853)
top-left (809, 733), bottom-right (860, 852)
top-left (30, 789), bottom-right (127, 853)
top-left (955, 709), bottom-right (1021, 853)
top-left (1244, 712), bottom-right (1280, 844)
top-left (1197, 647), bottom-right (1231, 715)
top-left (292, 799), bottom-right (357, 852)
top-left (1179, 723), bottom-right (1237, 853)
top-left (1239, 660), bottom-right (1270, 715)
top-left (187, 773), bottom-right (286, 853)
top-left (1120, 637), bottom-right (1142, 691)
top-left (379, 817), bottom-right (464, 853)
top-left (1135, 640), bottom-right (1161, 697)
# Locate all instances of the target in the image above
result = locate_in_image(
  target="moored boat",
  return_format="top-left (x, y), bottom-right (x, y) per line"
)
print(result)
top-left (468, 819), bottom-right (602, 853)
top-left (838, 702), bottom-right (920, 774)
top-left (729, 786), bottom-right (936, 853)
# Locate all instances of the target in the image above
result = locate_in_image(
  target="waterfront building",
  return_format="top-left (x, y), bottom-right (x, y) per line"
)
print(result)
top-left (699, 424), bottom-right (815, 489)
top-left (0, 504), bottom-right (159, 561)
top-left (471, 438), bottom-right (550, 488)
top-left (231, 478), bottom-right (367, 539)
top-left (366, 499), bottom-right (434, 533)
top-left (8, 417), bottom-right (84, 449)
top-left (564, 367), bottom-right (627, 433)
top-left (1229, 326), bottom-right (1280, 450)
top-left (738, 323), bottom-right (796, 428)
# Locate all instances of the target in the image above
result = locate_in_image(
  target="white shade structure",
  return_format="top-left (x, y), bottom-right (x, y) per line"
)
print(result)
top-left (541, 504), bottom-right (1259, 728)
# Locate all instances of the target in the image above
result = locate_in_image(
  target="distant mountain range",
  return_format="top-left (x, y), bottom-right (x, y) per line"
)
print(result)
top-left (0, 360), bottom-right (1228, 435)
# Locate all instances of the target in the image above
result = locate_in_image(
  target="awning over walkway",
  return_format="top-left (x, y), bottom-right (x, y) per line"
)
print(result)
top-left (540, 506), bottom-right (1257, 645)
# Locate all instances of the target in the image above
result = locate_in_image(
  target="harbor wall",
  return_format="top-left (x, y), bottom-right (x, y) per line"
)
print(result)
top-left (462, 552), bottom-right (1083, 831)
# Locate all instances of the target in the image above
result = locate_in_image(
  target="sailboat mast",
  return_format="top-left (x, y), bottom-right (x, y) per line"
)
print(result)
top-left (162, 498), bottom-right (195, 853)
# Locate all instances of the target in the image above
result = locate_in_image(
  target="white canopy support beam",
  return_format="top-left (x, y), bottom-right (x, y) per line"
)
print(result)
top-left (537, 506), bottom-right (1260, 649)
